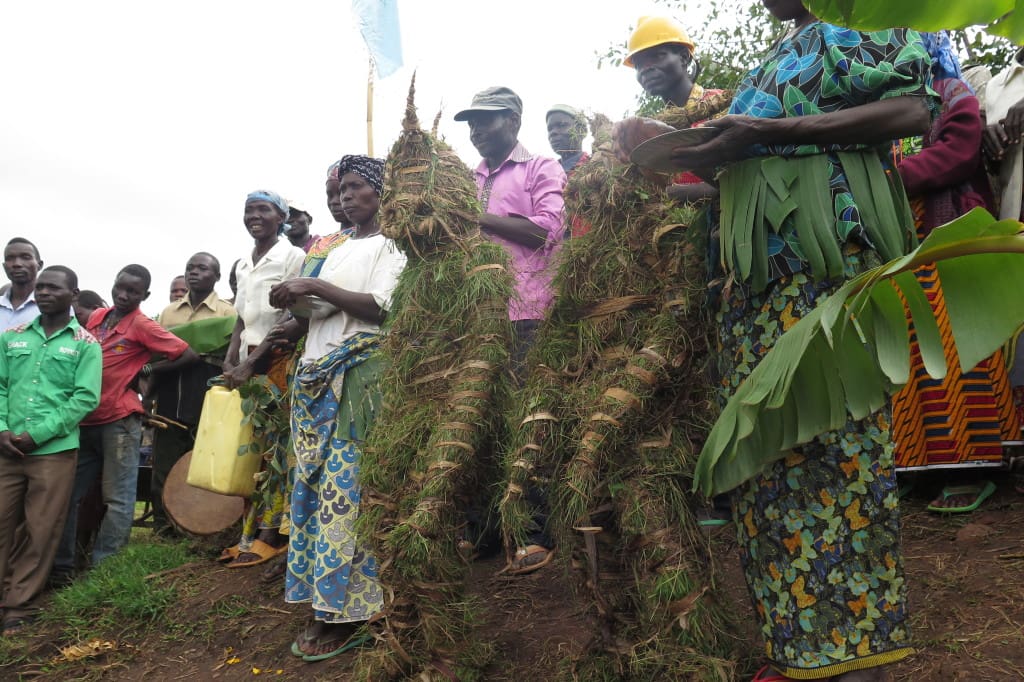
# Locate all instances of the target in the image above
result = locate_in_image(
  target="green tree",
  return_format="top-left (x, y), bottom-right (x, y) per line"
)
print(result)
top-left (955, 28), bottom-right (1016, 73)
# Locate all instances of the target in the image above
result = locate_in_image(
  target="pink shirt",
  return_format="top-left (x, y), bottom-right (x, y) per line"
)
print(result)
top-left (475, 143), bottom-right (566, 321)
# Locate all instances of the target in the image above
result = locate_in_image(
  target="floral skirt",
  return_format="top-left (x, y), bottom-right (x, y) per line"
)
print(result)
top-left (717, 262), bottom-right (913, 678)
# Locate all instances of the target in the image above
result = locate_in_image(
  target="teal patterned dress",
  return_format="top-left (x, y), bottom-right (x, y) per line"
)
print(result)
top-left (716, 23), bottom-right (933, 678)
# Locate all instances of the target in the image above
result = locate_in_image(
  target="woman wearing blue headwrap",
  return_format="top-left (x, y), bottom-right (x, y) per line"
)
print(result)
top-left (224, 190), bottom-right (305, 382)
top-left (218, 190), bottom-right (306, 568)
top-left (889, 33), bottom-right (1019, 509)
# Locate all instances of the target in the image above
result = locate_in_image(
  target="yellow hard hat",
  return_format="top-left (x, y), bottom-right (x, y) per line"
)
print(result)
top-left (623, 16), bottom-right (695, 68)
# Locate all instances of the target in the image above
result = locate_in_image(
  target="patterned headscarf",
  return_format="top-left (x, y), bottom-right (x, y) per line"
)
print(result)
top-left (245, 189), bottom-right (290, 217)
top-left (326, 160), bottom-right (342, 182)
top-left (921, 31), bottom-right (964, 83)
top-left (334, 155), bottom-right (385, 196)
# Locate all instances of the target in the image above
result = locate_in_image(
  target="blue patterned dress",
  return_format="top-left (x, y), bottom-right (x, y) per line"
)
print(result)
top-left (716, 23), bottom-right (932, 678)
top-left (286, 332), bottom-right (384, 623)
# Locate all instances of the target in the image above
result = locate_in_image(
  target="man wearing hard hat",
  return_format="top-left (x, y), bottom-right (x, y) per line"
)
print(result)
top-left (615, 16), bottom-right (733, 203)
top-left (624, 16), bottom-right (701, 108)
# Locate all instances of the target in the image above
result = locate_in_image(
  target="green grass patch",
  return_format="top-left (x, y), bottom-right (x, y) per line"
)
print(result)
top-left (41, 540), bottom-right (195, 640)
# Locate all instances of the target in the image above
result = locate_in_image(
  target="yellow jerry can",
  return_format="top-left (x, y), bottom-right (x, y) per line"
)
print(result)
top-left (187, 386), bottom-right (260, 496)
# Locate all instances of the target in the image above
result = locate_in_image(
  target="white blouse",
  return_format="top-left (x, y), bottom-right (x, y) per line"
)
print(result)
top-left (234, 238), bottom-right (305, 358)
top-left (301, 234), bottom-right (407, 362)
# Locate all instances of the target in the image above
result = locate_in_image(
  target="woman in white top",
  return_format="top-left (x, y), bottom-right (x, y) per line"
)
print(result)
top-left (219, 190), bottom-right (303, 569)
top-left (224, 190), bottom-right (305, 379)
top-left (268, 156), bottom-right (406, 660)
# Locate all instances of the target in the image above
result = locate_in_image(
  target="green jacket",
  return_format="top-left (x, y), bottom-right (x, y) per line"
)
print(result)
top-left (0, 317), bottom-right (102, 454)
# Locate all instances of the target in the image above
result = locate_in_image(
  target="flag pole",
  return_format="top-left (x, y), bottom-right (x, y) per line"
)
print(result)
top-left (366, 59), bottom-right (375, 157)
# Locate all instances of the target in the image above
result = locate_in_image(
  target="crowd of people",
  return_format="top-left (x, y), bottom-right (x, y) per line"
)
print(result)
top-left (3, 2), bottom-right (1024, 679)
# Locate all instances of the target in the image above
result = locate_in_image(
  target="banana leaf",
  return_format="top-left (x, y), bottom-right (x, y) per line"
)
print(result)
top-left (803, 0), bottom-right (1023, 44)
top-left (694, 209), bottom-right (1024, 496)
top-left (168, 315), bottom-right (236, 355)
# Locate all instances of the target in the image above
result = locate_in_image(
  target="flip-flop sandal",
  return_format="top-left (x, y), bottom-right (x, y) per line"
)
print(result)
top-left (697, 509), bottom-right (731, 528)
top-left (2, 615), bottom-right (36, 637)
top-left (226, 540), bottom-right (287, 568)
top-left (217, 545), bottom-right (240, 563)
top-left (456, 538), bottom-right (479, 562)
top-left (926, 480), bottom-right (997, 514)
top-left (302, 633), bottom-right (373, 662)
top-left (502, 545), bottom-right (555, 575)
top-left (291, 626), bottom-right (319, 658)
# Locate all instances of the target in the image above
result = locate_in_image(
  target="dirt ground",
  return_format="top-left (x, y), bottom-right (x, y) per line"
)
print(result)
top-left (5, 479), bottom-right (1024, 681)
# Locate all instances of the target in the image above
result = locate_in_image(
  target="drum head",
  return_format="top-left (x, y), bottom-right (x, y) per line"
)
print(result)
top-left (163, 451), bottom-right (244, 535)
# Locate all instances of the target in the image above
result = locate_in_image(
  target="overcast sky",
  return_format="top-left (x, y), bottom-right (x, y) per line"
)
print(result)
top-left (2, 0), bottom-right (675, 316)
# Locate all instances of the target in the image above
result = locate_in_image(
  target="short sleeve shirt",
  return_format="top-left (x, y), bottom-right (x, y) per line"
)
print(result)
top-left (301, 234), bottom-right (407, 362)
top-left (83, 307), bottom-right (190, 426)
top-left (728, 24), bottom-right (933, 281)
top-left (234, 239), bottom-right (305, 355)
top-left (155, 291), bottom-right (236, 425)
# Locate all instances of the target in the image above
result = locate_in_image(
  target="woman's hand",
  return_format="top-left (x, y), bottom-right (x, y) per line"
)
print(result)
top-left (667, 181), bottom-right (719, 204)
top-left (222, 362), bottom-right (255, 389)
top-left (612, 117), bottom-right (677, 165)
top-left (670, 115), bottom-right (763, 169)
top-left (265, 318), bottom-right (303, 352)
top-left (269, 278), bottom-right (318, 309)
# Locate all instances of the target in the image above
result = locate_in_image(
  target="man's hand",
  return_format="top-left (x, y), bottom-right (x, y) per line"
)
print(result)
top-left (1003, 98), bottom-right (1024, 145)
top-left (11, 432), bottom-right (37, 454)
top-left (984, 122), bottom-right (1011, 161)
top-left (0, 431), bottom-right (26, 458)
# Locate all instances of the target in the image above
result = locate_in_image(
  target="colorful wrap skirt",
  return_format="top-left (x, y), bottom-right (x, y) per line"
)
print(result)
top-left (285, 333), bottom-right (384, 623)
top-left (891, 200), bottom-right (1019, 470)
top-left (717, 256), bottom-right (913, 678)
